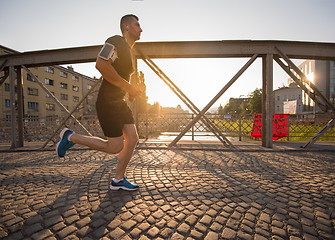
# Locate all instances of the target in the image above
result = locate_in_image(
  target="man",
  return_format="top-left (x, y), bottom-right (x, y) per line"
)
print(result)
top-left (56, 14), bottom-right (143, 191)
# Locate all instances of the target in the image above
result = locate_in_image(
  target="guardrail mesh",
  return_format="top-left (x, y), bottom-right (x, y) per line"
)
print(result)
top-left (1, 113), bottom-right (334, 143)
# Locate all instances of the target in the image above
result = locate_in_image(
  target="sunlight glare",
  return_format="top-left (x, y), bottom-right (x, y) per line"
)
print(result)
top-left (307, 72), bottom-right (314, 83)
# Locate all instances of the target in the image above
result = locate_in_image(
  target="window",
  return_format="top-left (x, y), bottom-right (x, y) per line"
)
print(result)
top-left (73, 96), bottom-right (79, 102)
top-left (4, 83), bottom-right (17, 92)
top-left (45, 78), bottom-right (54, 86)
top-left (28, 87), bottom-right (38, 96)
top-left (27, 74), bottom-right (36, 82)
top-left (60, 71), bottom-right (68, 78)
top-left (46, 92), bottom-right (55, 98)
top-left (45, 66), bottom-right (54, 74)
top-left (61, 105), bottom-right (69, 111)
top-left (72, 75), bottom-right (79, 81)
top-left (72, 85), bottom-right (79, 92)
top-left (60, 82), bottom-right (68, 89)
top-left (60, 94), bottom-right (68, 100)
top-left (331, 70), bottom-right (335, 76)
top-left (277, 96), bottom-right (280, 101)
top-left (331, 61), bottom-right (335, 68)
top-left (28, 102), bottom-right (39, 111)
top-left (87, 85), bottom-right (92, 90)
top-left (46, 103), bottom-right (55, 111)
top-left (5, 99), bottom-right (10, 107)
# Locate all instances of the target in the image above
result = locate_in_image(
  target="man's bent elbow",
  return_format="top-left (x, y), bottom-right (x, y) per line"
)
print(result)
top-left (95, 58), bottom-right (103, 72)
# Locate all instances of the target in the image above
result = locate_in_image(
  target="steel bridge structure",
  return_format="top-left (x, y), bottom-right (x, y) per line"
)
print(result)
top-left (1, 40), bottom-right (335, 149)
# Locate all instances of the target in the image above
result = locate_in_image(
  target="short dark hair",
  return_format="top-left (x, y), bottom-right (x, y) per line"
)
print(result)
top-left (120, 14), bottom-right (139, 34)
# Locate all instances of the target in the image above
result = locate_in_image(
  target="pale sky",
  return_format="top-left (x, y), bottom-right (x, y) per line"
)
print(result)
top-left (1, 0), bottom-right (335, 109)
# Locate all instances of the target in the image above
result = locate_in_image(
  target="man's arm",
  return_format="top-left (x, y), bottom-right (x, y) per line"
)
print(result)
top-left (95, 57), bottom-right (142, 100)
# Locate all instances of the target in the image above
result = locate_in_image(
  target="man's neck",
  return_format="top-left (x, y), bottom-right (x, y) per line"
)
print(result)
top-left (123, 35), bottom-right (135, 48)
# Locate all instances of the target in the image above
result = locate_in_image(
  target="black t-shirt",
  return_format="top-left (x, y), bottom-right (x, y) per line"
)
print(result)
top-left (97, 35), bottom-right (134, 102)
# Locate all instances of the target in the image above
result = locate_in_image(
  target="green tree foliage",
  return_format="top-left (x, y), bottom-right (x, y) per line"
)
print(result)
top-left (219, 88), bottom-right (262, 116)
top-left (135, 71), bottom-right (150, 113)
top-left (135, 71), bottom-right (187, 115)
top-left (247, 88), bottom-right (262, 114)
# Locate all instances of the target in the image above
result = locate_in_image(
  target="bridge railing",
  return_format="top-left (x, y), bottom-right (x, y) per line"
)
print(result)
top-left (1, 40), bottom-right (335, 148)
top-left (1, 113), bottom-right (333, 144)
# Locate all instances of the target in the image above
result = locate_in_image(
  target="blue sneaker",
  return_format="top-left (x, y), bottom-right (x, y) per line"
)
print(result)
top-left (110, 176), bottom-right (139, 191)
top-left (56, 128), bottom-right (75, 157)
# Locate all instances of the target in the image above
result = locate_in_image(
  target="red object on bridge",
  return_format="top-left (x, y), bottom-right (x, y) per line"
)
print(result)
top-left (251, 114), bottom-right (289, 140)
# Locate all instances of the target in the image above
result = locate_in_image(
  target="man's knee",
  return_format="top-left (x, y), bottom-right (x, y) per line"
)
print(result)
top-left (127, 134), bottom-right (139, 147)
top-left (106, 138), bottom-right (124, 154)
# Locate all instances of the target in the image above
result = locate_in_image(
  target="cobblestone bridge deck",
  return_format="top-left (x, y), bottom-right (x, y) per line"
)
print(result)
top-left (0, 141), bottom-right (334, 239)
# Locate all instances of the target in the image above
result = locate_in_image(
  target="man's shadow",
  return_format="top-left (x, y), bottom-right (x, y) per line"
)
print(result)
top-left (5, 150), bottom-right (139, 239)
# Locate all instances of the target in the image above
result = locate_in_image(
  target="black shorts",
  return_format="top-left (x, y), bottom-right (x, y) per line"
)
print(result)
top-left (96, 100), bottom-right (134, 138)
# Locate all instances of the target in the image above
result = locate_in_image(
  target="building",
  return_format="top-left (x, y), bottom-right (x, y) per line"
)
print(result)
top-left (275, 60), bottom-right (335, 114)
top-left (0, 45), bottom-right (98, 120)
top-left (288, 60), bottom-right (335, 112)
top-left (274, 83), bottom-right (303, 114)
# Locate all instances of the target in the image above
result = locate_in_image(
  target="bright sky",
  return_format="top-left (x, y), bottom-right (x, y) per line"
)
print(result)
top-left (1, 0), bottom-right (335, 110)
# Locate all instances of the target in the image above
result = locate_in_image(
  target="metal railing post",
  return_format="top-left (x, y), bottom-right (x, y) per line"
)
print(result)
top-left (16, 66), bottom-right (24, 147)
top-left (9, 66), bottom-right (16, 149)
top-left (192, 114), bottom-right (195, 141)
top-left (239, 117), bottom-right (242, 141)
top-left (262, 54), bottom-right (274, 148)
top-left (287, 117), bottom-right (290, 141)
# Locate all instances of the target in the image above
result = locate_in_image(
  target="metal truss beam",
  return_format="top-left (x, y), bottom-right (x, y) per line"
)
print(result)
top-left (274, 47), bottom-right (335, 148)
top-left (262, 54), bottom-right (274, 148)
top-left (2, 40), bottom-right (335, 149)
top-left (1, 40), bottom-right (335, 68)
top-left (169, 54), bottom-right (258, 147)
top-left (137, 50), bottom-right (233, 147)
top-left (23, 66), bottom-right (93, 137)
top-left (0, 60), bottom-right (8, 86)
top-left (41, 77), bottom-right (102, 149)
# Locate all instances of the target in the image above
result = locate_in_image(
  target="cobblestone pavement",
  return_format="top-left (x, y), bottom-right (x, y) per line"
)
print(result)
top-left (0, 148), bottom-right (335, 240)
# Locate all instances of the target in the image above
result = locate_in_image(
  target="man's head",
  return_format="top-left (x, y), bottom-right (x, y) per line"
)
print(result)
top-left (120, 14), bottom-right (142, 43)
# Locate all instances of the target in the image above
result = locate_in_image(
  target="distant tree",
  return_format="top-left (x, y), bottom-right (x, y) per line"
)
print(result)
top-left (218, 104), bottom-right (224, 116)
top-left (218, 88), bottom-right (262, 116)
top-left (135, 71), bottom-right (148, 113)
top-left (147, 102), bottom-right (161, 114)
top-left (247, 88), bottom-right (262, 114)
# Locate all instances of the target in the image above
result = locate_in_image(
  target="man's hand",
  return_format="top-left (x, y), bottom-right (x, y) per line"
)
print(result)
top-left (128, 84), bottom-right (144, 102)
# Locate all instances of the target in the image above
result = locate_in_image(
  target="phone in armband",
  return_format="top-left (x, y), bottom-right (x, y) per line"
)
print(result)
top-left (98, 42), bottom-right (117, 61)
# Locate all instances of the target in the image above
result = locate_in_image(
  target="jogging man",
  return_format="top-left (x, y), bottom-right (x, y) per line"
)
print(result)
top-left (56, 14), bottom-right (143, 191)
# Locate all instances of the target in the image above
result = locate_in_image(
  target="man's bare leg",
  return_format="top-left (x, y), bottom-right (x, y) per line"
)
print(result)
top-left (114, 124), bottom-right (139, 180)
top-left (70, 124), bottom-right (138, 178)
top-left (70, 133), bottom-right (124, 154)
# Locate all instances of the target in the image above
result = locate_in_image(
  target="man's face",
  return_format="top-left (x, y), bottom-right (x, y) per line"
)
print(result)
top-left (127, 18), bottom-right (142, 41)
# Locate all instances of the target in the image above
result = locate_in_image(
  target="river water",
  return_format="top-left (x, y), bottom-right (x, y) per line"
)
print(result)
top-left (157, 132), bottom-right (250, 141)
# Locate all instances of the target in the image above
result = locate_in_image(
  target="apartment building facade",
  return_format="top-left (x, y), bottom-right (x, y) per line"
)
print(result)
top-left (0, 45), bottom-right (97, 120)
top-left (274, 83), bottom-right (303, 114)
top-left (275, 60), bottom-right (335, 114)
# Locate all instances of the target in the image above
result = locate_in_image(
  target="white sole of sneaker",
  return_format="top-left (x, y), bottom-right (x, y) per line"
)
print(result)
top-left (110, 185), bottom-right (138, 191)
top-left (56, 128), bottom-right (69, 157)
top-left (56, 141), bottom-right (60, 153)
top-left (59, 128), bottom-right (69, 139)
